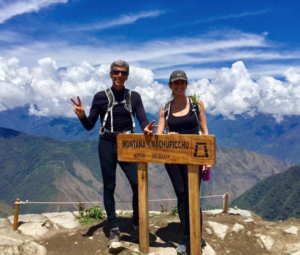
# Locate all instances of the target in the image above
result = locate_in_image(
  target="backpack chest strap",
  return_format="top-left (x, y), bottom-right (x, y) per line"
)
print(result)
top-left (100, 88), bottom-right (135, 135)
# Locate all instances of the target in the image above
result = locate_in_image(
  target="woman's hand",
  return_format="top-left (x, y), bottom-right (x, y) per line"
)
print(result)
top-left (70, 96), bottom-right (86, 118)
top-left (168, 132), bottom-right (178, 135)
top-left (143, 120), bottom-right (158, 135)
top-left (202, 165), bottom-right (212, 171)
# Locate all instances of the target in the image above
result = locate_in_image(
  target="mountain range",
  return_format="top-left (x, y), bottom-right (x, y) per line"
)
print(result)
top-left (0, 106), bottom-right (299, 165)
top-left (0, 126), bottom-right (290, 217)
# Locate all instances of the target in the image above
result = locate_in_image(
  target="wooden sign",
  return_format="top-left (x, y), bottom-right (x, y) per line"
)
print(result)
top-left (117, 134), bottom-right (215, 165)
top-left (117, 134), bottom-right (216, 255)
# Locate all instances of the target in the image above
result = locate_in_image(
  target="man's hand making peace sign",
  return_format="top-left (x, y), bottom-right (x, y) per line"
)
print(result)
top-left (70, 96), bottom-right (86, 118)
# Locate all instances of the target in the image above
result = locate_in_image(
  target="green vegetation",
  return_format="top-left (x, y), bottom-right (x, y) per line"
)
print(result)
top-left (169, 206), bottom-right (178, 216)
top-left (77, 204), bottom-right (106, 225)
top-left (190, 94), bottom-right (201, 105)
top-left (232, 164), bottom-right (300, 221)
top-left (160, 204), bottom-right (168, 213)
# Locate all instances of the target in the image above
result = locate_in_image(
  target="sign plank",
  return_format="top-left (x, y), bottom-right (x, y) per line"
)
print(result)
top-left (117, 134), bottom-right (216, 165)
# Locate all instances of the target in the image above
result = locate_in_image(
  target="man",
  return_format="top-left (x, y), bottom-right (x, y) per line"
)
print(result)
top-left (71, 60), bottom-right (155, 246)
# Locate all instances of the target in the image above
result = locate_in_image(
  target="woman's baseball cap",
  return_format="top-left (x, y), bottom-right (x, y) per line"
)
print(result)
top-left (170, 70), bottom-right (187, 82)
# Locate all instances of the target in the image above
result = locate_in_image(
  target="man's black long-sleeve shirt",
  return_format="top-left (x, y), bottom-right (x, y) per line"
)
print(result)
top-left (79, 86), bottom-right (149, 140)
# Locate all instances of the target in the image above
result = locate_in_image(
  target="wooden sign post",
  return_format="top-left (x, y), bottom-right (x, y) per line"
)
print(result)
top-left (117, 134), bottom-right (216, 255)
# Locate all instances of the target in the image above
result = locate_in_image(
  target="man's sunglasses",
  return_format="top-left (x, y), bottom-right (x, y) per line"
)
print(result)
top-left (111, 69), bottom-right (129, 76)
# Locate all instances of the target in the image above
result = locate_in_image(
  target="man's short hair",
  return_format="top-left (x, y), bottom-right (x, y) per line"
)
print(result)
top-left (110, 60), bottom-right (130, 74)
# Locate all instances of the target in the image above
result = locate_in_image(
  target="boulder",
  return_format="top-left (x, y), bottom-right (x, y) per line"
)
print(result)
top-left (284, 226), bottom-right (299, 235)
top-left (18, 223), bottom-right (49, 239)
top-left (42, 212), bottom-right (80, 229)
top-left (232, 223), bottom-right (245, 233)
top-left (21, 241), bottom-right (47, 255)
top-left (208, 221), bottom-right (228, 240)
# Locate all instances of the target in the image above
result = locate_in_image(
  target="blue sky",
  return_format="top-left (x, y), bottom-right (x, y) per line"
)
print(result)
top-left (0, 0), bottom-right (300, 120)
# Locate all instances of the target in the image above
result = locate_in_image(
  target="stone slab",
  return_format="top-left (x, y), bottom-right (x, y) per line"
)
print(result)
top-left (232, 223), bottom-right (245, 233)
top-left (202, 242), bottom-right (217, 255)
top-left (8, 214), bottom-right (48, 225)
top-left (203, 209), bottom-right (223, 215)
top-left (0, 245), bottom-right (20, 255)
top-left (18, 223), bottom-right (49, 239)
top-left (22, 241), bottom-right (47, 255)
top-left (208, 221), bottom-right (228, 240)
top-left (284, 226), bottom-right (298, 235)
top-left (228, 208), bottom-right (252, 217)
top-left (0, 235), bottom-right (24, 246)
top-left (255, 234), bottom-right (274, 251)
top-left (0, 218), bottom-right (11, 229)
top-left (42, 212), bottom-right (80, 229)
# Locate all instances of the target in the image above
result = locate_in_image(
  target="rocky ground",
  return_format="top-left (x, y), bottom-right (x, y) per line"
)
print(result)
top-left (0, 209), bottom-right (300, 255)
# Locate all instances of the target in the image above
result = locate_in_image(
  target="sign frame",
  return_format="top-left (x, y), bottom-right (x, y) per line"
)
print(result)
top-left (117, 134), bottom-right (216, 255)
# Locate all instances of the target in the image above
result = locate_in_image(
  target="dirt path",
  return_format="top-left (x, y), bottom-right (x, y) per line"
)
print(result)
top-left (39, 213), bottom-right (300, 255)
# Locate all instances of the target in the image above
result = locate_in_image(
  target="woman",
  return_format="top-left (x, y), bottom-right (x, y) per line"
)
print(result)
top-left (156, 70), bottom-right (210, 255)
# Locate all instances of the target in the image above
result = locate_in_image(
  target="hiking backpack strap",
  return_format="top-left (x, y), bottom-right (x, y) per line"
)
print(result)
top-left (163, 98), bottom-right (201, 134)
top-left (100, 88), bottom-right (115, 134)
top-left (124, 89), bottom-right (135, 131)
top-left (189, 97), bottom-right (201, 134)
top-left (100, 88), bottom-right (135, 135)
top-left (163, 101), bottom-right (171, 134)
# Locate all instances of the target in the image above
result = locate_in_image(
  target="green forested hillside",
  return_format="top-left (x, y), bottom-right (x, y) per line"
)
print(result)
top-left (231, 165), bottom-right (300, 221)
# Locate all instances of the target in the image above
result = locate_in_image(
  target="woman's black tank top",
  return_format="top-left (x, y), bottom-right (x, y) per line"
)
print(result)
top-left (167, 99), bottom-right (199, 134)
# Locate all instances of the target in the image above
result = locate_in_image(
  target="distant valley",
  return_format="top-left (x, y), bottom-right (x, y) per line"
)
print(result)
top-left (0, 127), bottom-right (290, 217)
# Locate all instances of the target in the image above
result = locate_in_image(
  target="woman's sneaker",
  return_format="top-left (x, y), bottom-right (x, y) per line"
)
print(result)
top-left (176, 235), bottom-right (190, 255)
top-left (107, 228), bottom-right (120, 247)
top-left (176, 244), bottom-right (189, 255)
top-left (176, 236), bottom-right (206, 254)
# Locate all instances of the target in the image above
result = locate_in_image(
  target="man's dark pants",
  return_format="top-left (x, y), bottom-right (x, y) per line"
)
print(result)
top-left (98, 138), bottom-right (139, 229)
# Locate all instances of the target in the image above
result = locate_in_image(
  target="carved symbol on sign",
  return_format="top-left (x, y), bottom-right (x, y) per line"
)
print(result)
top-left (193, 143), bottom-right (209, 158)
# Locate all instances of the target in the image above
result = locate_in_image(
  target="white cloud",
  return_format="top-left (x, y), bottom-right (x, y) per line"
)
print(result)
top-left (3, 30), bottom-right (299, 79)
top-left (1, 57), bottom-right (300, 122)
top-left (186, 61), bottom-right (300, 121)
top-left (0, 56), bottom-right (168, 116)
top-left (246, 64), bottom-right (300, 79)
top-left (186, 61), bottom-right (259, 118)
top-left (0, 0), bottom-right (68, 24)
top-left (0, 57), bottom-right (33, 110)
top-left (284, 67), bottom-right (300, 85)
top-left (0, 30), bottom-right (21, 42)
top-left (176, 10), bottom-right (268, 27)
top-left (73, 10), bottom-right (165, 31)
top-left (1, 31), bottom-right (270, 70)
